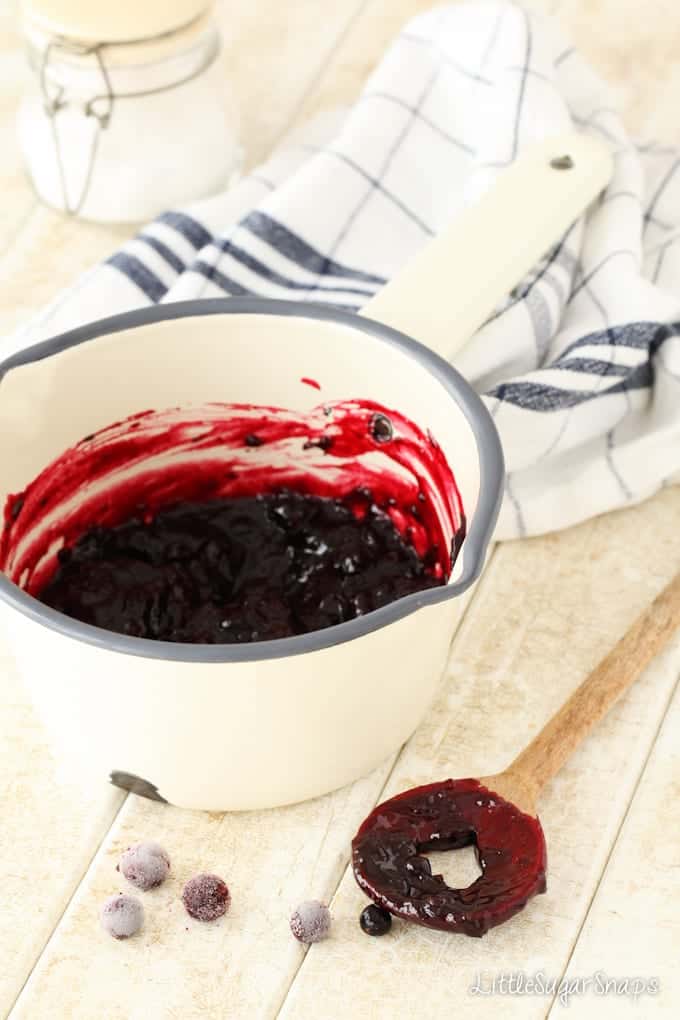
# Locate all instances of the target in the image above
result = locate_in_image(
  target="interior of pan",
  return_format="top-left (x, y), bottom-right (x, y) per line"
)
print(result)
top-left (0, 301), bottom-right (496, 651)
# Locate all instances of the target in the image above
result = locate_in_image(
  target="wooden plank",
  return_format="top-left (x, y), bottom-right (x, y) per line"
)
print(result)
top-left (279, 488), bottom-right (680, 1020)
top-left (548, 666), bottom-right (680, 1018)
top-left (0, 645), bottom-right (125, 1017)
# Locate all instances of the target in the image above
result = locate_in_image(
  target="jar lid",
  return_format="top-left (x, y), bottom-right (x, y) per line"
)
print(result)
top-left (20, 0), bottom-right (212, 43)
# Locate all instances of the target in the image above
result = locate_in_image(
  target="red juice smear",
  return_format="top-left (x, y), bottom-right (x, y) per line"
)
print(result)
top-left (1, 399), bottom-right (465, 604)
top-left (300, 377), bottom-right (321, 390)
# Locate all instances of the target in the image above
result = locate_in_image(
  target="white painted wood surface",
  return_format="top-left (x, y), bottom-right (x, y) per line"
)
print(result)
top-left (0, 1), bottom-right (679, 1017)
top-left (551, 675), bottom-right (680, 1018)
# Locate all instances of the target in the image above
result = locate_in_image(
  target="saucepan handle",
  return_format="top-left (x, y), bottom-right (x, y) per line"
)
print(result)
top-left (359, 131), bottom-right (613, 361)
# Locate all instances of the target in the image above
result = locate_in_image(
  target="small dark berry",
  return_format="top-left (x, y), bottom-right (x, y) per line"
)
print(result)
top-left (370, 413), bottom-right (393, 444)
top-left (359, 903), bottom-right (392, 936)
top-left (303, 435), bottom-right (333, 452)
top-left (244, 433), bottom-right (263, 447)
top-left (9, 495), bottom-right (24, 520)
top-left (182, 873), bottom-right (231, 922)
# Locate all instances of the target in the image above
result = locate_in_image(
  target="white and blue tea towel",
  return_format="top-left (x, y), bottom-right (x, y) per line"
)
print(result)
top-left (9, 0), bottom-right (680, 539)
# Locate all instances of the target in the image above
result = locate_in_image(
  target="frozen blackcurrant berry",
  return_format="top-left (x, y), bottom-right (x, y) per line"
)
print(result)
top-left (119, 842), bottom-right (170, 891)
top-left (100, 894), bottom-right (144, 940)
top-left (289, 900), bottom-right (331, 944)
top-left (182, 873), bottom-right (231, 922)
top-left (359, 903), bottom-right (392, 936)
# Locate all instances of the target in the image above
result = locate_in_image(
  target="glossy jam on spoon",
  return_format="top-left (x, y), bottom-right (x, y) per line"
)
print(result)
top-left (352, 778), bottom-right (546, 936)
top-left (353, 572), bottom-right (680, 936)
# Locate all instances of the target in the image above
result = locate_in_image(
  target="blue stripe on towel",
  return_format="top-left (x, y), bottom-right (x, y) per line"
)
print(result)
top-left (242, 211), bottom-right (387, 285)
top-left (553, 357), bottom-right (630, 376)
top-left (107, 253), bottom-right (166, 302)
top-left (488, 321), bottom-right (678, 411)
top-left (138, 235), bottom-right (185, 275)
top-left (212, 238), bottom-right (376, 299)
top-left (559, 321), bottom-right (671, 359)
top-left (192, 260), bottom-right (251, 295)
top-left (157, 211), bottom-right (213, 251)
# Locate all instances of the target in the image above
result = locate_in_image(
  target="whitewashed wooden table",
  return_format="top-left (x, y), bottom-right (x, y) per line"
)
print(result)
top-left (1, 2), bottom-right (679, 1017)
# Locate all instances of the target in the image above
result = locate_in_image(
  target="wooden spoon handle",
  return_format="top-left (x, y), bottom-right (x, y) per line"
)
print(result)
top-left (508, 572), bottom-right (680, 796)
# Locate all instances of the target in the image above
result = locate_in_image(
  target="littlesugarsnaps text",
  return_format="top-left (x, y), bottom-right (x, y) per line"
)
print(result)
top-left (469, 970), bottom-right (660, 1007)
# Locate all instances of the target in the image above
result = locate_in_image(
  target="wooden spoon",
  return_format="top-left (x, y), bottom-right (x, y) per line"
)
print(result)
top-left (352, 571), bottom-right (680, 936)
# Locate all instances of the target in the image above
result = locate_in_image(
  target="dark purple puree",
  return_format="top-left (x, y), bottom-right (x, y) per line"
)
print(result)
top-left (39, 491), bottom-right (445, 643)
top-left (2, 399), bottom-right (465, 645)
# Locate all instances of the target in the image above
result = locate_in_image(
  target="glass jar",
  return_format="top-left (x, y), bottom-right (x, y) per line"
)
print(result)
top-left (17, 3), bottom-right (241, 222)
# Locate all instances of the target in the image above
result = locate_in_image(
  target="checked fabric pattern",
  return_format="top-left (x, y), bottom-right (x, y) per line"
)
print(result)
top-left (10, 1), bottom-right (680, 539)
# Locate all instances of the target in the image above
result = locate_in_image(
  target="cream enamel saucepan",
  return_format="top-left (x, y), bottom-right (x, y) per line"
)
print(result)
top-left (0, 133), bottom-right (612, 810)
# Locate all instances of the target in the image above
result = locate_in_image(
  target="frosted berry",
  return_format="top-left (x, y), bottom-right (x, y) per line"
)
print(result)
top-left (359, 903), bottom-right (392, 936)
top-left (119, 842), bottom-right (170, 891)
top-left (182, 873), bottom-right (231, 922)
top-left (101, 894), bottom-right (144, 940)
top-left (289, 900), bottom-right (331, 944)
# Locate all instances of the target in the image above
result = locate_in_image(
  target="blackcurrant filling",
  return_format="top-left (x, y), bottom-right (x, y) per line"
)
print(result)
top-left (38, 490), bottom-right (447, 643)
top-left (3, 399), bottom-right (466, 643)
top-left (352, 778), bottom-right (547, 937)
